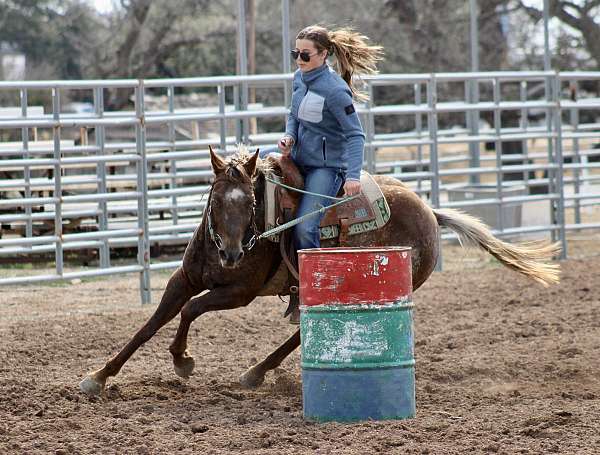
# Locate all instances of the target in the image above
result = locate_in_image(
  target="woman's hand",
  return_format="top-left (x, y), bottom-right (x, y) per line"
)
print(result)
top-left (278, 135), bottom-right (294, 156)
top-left (343, 180), bottom-right (361, 196)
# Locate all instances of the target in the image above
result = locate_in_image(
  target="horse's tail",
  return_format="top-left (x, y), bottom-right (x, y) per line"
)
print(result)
top-left (433, 208), bottom-right (560, 286)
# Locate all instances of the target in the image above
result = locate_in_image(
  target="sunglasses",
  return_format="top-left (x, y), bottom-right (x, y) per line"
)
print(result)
top-left (290, 49), bottom-right (320, 62)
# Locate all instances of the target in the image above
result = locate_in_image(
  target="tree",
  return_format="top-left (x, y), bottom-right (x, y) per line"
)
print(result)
top-left (383, 0), bottom-right (513, 72)
top-left (1, 0), bottom-right (240, 107)
top-left (519, 0), bottom-right (600, 68)
top-left (0, 0), bottom-right (99, 79)
top-left (86, 0), bottom-right (236, 107)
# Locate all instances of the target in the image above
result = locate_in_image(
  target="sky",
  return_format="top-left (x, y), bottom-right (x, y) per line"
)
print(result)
top-left (90, 0), bottom-right (115, 14)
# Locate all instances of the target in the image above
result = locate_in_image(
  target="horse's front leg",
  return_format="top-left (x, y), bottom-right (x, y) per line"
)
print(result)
top-left (79, 267), bottom-right (199, 396)
top-left (169, 284), bottom-right (257, 378)
top-left (240, 329), bottom-right (300, 388)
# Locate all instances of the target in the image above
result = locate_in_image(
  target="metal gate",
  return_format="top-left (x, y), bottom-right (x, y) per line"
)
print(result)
top-left (1, 71), bottom-right (599, 303)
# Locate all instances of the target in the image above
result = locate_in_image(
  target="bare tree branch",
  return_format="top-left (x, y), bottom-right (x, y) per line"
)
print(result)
top-left (582, 0), bottom-right (600, 13)
top-left (545, 0), bottom-right (600, 66)
top-left (560, 0), bottom-right (583, 13)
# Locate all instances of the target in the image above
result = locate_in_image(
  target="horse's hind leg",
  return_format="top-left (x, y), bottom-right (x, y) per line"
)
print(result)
top-left (168, 284), bottom-right (256, 378)
top-left (240, 329), bottom-right (300, 389)
top-left (79, 268), bottom-right (198, 396)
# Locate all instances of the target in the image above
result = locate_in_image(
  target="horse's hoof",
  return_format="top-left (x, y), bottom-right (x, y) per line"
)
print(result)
top-left (79, 375), bottom-right (105, 397)
top-left (239, 367), bottom-right (265, 389)
top-left (173, 355), bottom-right (195, 379)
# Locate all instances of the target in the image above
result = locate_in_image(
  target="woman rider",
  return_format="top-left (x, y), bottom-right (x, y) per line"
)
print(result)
top-left (278, 24), bottom-right (383, 255)
top-left (274, 25), bottom-right (383, 322)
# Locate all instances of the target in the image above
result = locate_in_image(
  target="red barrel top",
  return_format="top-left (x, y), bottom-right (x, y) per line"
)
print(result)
top-left (298, 247), bottom-right (412, 306)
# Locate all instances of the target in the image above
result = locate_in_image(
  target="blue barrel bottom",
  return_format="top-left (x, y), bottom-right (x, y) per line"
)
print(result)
top-left (302, 366), bottom-right (415, 422)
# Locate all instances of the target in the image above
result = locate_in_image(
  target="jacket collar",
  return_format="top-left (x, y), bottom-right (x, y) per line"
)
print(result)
top-left (301, 63), bottom-right (329, 85)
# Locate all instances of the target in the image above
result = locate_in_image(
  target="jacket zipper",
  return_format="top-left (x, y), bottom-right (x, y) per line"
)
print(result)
top-left (322, 137), bottom-right (327, 162)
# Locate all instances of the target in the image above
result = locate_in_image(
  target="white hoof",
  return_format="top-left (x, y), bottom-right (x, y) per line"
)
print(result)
top-left (79, 375), bottom-right (105, 397)
top-left (239, 368), bottom-right (264, 389)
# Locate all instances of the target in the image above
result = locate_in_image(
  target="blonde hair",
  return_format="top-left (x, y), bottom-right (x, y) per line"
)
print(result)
top-left (296, 25), bottom-right (383, 101)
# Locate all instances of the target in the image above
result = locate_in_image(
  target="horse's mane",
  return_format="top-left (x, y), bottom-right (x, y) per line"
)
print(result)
top-left (223, 144), bottom-right (277, 183)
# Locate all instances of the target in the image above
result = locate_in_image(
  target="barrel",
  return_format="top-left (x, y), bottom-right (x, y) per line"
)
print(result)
top-left (299, 246), bottom-right (415, 423)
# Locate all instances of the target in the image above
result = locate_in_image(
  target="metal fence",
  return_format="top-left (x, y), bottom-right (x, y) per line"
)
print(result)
top-left (1, 71), bottom-right (599, 303)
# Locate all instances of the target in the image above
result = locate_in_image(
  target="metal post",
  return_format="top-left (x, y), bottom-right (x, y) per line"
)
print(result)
top-left (543, 0), bottom-right (554, 242)
top-left (428, 77), bottom-right (440, 209)
top-left (470, 0), bottom-right (479, 73)
top-left (569, 80), bottom-right (581, 224)
top-left (52, 88), bottom-right (63, 276)
top-left (415, 83), bottom-right (423, 193)
top-left (167, 85), bottom-right (178, 226)
top-left (493, 77), bottom-right (504, 232)
top-left (519, 81), bottom-right (530, 192)
top-left (543, 0), bottom-right (551, 71)
top-left (282, 0), bottom-right (291, 107)
top-left (135, 81), bottom-right (151, 305)
top-left (468, 0), bottom-right (480, 184)
top-left (218, 84), bottom-right (227, 153)
top-left (427, 75), bottom-right (442, 271)
top-left (553, 74), bottom-right (567, 258)
top-left (234, 85), bottom-right (241, 145)
top-left (544, 76), bottom-right (556, 244)
top-left (543, 0), bottom-right (555, 245)
top-left (237, 0), bottom-right (249, 142)
top-left (366, 81), bottom-right (376, 174)
top-left (93, 87), bottom-right (110, 268)
top-left (20, 89), bottom-right (32, 240)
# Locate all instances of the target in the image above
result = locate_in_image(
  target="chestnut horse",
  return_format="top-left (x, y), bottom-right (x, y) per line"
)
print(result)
top-left (80, 146), bottom-right (560, 396)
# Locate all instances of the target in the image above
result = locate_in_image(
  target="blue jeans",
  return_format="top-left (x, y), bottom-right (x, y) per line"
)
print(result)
top-left (294, 166), bottom-right (344, 251)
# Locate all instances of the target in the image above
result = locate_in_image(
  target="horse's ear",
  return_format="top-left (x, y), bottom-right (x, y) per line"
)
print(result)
top-left (243, 148), bottom-right (260, 177)
top-left (209, 145), bottom-right (226, 175)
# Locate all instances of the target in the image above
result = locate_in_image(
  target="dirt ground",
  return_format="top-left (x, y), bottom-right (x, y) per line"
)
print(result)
top-left (1, 242), bottom-right (599, 455)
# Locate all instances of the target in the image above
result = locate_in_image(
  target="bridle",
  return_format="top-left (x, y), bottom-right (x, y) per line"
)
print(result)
top-left (205, 180), bottom-right (259, 253)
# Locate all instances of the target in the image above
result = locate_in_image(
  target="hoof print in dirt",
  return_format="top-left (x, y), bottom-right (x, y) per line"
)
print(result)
top-left (190, 423), bottom-right (209, 434)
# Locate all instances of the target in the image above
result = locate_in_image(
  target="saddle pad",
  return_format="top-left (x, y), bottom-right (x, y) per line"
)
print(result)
top-left (319, 171), bottom-right (391, 240)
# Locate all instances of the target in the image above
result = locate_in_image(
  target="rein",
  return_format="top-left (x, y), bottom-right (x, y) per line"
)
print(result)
top-left (258, 175), bottom-right (358, 240)
top-left (258, 193), bottom-right (358, 240)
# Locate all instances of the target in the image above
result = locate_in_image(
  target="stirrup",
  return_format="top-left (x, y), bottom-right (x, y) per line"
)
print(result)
top-left (284, 288), bottom-right (300, 325)
top-left (289, 305), bottom-right (300, 325)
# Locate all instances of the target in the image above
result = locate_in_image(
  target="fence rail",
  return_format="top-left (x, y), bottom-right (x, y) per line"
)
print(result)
top-left (1, 71), bottom-right (599, 302)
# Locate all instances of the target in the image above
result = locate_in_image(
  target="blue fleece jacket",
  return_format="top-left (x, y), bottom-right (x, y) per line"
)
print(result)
top-left (285, 63), bottom-right (365, 181)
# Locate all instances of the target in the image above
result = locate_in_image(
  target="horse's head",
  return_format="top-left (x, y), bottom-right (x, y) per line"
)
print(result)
top-left (207, 145), bottom-right (260, 268)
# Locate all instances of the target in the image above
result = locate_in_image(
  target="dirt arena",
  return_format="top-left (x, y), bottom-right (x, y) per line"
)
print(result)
top-left (1, 242), bottom-right (599, 454)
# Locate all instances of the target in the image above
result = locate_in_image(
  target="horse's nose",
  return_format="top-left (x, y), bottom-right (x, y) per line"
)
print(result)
top-left (218, 248), bottom-right (244, 266)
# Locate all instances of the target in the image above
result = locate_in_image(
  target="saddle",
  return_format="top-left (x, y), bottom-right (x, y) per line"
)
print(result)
top-left (263, 155), bottom-right (391, 245)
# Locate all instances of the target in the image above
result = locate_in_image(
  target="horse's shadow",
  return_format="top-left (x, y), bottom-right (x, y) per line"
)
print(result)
top-left (102, 368), bottom-right (302, 405)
